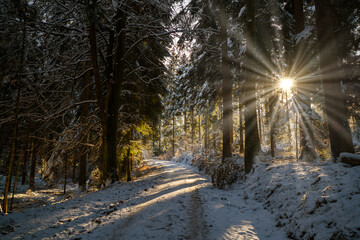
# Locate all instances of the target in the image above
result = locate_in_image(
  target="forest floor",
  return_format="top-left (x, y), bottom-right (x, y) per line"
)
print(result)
top-left (0, 159), bottom-right (286, 240)
top-left (1, 155), bottom-right (360, 240)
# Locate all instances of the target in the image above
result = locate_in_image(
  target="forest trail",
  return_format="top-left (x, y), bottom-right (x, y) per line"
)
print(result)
top-left (108, 160), bottom-right (210, 239)
top-left (0, 159), bottom-right (287, 240)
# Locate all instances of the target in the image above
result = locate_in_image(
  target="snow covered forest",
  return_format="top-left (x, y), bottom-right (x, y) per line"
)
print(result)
top-left (1, 0), bottom-right (360, 239)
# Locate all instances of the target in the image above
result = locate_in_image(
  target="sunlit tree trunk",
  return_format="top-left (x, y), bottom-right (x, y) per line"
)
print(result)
top-left (127, 130), bottom-right (133, 182)
top-left (184, 111), bottom-right (187, 150)
top-left (120, 130), bottom-right (132, 182)
top-left (172, 114), bottom-right (175, 156)
top-left (125, 147), bottom-right (131, 182)
top-left (191, 108), bottom-right (194, 145)
top-left (314, 0), bottom-right (354, 159)
top-left (220, 0), bottom-right (233, 161)
top-left (239, 101), bottom-right (244, 154)
top-left (257, 100), bottom-right (262, 146)
top-left (244, 0), bottom-right (260, 173)
top-left (198, 115), bottom-right (201, 147)
top-left (268, 91), bottom-right (278, 158)
top-left (285, 91), bottom-right (292, 146)
top-left (184, 111), bottom-right (187, 134)
top-left (204, 114), bottom-right (209, 154)
top-left (152, 124), bottom-right (156, 152)
top-left (158, 120), bottom-right (161, 154)
top-left (213, 115), bottom-right (217, 153)
top-left (295, 113), bottom-right (299, 161)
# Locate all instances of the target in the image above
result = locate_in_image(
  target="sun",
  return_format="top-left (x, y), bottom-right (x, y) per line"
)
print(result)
top-left (279, 77), bottom-right (293, 91)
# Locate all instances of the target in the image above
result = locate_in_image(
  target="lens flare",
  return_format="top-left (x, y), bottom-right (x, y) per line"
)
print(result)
top-left (279, 78), bottom-right (293, 91)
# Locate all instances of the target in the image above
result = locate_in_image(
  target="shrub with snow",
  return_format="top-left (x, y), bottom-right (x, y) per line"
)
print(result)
top-left (210, 158), bottom-right (243, 189)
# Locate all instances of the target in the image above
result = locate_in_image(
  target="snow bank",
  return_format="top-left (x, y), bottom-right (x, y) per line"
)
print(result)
top-left (175, 152), bottom-right (360, 240)
top-left (240, 162), bottom-right (360, 239)
top-left (171, 151), bottom-right (194, 165)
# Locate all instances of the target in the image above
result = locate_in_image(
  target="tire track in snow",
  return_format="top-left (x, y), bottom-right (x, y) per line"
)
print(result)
top-left (189, 188), bottom-right (207, 240)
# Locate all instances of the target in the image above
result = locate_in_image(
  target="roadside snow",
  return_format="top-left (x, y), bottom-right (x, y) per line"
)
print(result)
top-left (173, 152), bottom-right (360, 240)
top-left (242, 161), bottom-right (360, 239)
top-left (0, 159), bottom-right (287, 239)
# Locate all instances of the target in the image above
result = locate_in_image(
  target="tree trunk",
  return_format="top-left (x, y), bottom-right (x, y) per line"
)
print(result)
top-left (87, 3), bottom-right (104, 113)
top-left (172, 114), bottom-right (175, 156)
top-left (295, 113), bottom-right (299, 161)
top-left (3, 82), bottom-right (21, 214)
top-left (63, 153), bottom-right (68, 195)
top-left (285, 91), bottom-right (292, 145)
top-left (191, 108), bottom-right (194, 145)
top-left (198, 115), bottom-right (201, 146)
top-left (79, 70), bottom-right (90, 191)
top-left (87, 3), bottom-right (126, 183)
top-left (290, 0), bottom-right (317, 160)
top-left (257, 101), bottom-right (263, 146)
top-left (269, 93), bottom-right (278, 158)
top-left (184, 111), bottom-right (187, 150)
top-left (184, 111), bottom-right (187, 134)
top-left (239, 100), bottom-right (244, 154)
top-left (158, 120), bottom-right (161, 154)
top-left (220, 0), bottom-right (233, 161)
top-left (126, 131), bottom-right (132, 182)
top-left (125, 147), bottom-right (131, 182)
top-left (204, 115), bottom-right (209, 154)
top-left (105, 11), bottom-right (126, 183)
top-left (10, 149), bottom-right (23, 211)
top-left (29, 141), bottom-right (37, 191)
top-left (21, 125), bottom-right (31, 185)
top-left (87, 3), bottom-right (107, 180)
top-left (315, 0), bottom-right (354, 160)
top-left (244, 0), bottom-right (260, 173)
top-left (3, 4), bottom-right (26, 214)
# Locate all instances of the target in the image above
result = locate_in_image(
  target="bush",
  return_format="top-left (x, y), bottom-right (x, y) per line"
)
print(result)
top-left (210, 158), bottom-right (243, 189)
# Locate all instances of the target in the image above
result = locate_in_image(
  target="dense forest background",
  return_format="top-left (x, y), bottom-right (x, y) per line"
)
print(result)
top-left (1, 0), bottom-right (359, 214)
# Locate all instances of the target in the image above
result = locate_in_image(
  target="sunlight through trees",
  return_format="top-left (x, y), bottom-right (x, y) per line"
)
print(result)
top-left (1, 0), bottom-right (359, 215)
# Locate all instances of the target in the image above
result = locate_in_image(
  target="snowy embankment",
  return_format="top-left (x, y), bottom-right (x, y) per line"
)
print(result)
top-left (172, 153), bottom-right (360, 240)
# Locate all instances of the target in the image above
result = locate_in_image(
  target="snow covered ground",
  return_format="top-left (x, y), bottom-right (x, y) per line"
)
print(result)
top-left (2, 156), bottom-right (359, 240)
top-left (240, 161), bottom-right (360, 240)
top-left (173, 153), bottom-right (360, 240)
top-left (1, 159), bottom-right (286, 240)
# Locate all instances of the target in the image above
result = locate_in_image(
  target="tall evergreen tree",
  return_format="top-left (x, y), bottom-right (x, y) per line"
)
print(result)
top-left (220, 0), bottom-right (233, 161)
top-left (314, 0), bottom-right (354, 159)
top-left (244, 0), bottom-right (260, 173)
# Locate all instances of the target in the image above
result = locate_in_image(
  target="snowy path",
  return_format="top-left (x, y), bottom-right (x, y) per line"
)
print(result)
top-left (0, 159), bottom-right (287, 240)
